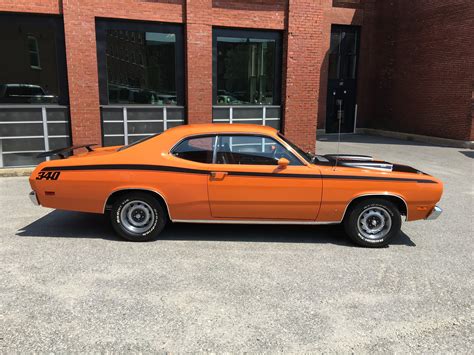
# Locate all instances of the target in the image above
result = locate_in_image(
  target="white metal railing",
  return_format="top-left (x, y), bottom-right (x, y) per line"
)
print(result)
top-left (0, 105), bottom-right (70, 167)
top-left (212, 105), bottom-right (281, 126)
top-left (101, 105), bottom-right (185, 145)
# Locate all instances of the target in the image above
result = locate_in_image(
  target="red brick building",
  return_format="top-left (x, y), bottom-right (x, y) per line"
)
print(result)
top-left (0, 0), bottom-right (473, 167)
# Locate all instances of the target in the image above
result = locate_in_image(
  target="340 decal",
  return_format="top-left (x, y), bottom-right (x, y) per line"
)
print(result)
top-left (36, 171), bottom-right (61, 180)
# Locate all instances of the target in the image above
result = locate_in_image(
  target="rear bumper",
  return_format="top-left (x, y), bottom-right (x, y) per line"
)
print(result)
top-left (425, 205), bottom-right (442, 220)
top-left (29, 191), bottom-right (39, 206)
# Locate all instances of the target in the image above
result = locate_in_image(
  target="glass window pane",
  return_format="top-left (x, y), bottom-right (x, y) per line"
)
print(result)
top-left (216, 35), bottom-right (278, 105)
top-left (0, 15), bottom-right (62, 104)
top-left (3, 152), bottom-right (44, 167)
top-left (216, 135), bottom-right (301, 166)
top-left (328, 27), bottom-right (359, 80)
top-left (106, 29), bottom-right (177, 105)
top-left (172, 136), bottom-right (216, 164)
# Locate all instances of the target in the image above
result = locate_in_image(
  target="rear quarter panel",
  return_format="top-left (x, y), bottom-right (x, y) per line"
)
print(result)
top-left (29, 143), bottom-right (212, 219)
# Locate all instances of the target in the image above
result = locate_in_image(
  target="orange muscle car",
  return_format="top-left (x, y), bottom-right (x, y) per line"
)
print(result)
top-left (29, 124), bottom-right (443, 247)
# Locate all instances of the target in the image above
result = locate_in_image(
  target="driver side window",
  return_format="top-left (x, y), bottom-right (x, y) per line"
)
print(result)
top-left (215, 135), bottom-right (302, 166)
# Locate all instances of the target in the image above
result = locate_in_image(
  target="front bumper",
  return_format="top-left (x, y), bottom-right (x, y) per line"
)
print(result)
top-left (29, 191), bottom-right (39, 206)
top-left (425, 205), bottom-right (442, 220)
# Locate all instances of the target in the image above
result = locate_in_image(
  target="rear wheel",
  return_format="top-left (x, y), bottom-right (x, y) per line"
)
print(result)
top-left (110, 192), bottom-right (167, 242)
top-left (344, 198), bottom-right (401, 247)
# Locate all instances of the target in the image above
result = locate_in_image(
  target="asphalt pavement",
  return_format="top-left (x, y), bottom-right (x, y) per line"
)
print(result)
top-left (1, 134), bottom-right (473, 352)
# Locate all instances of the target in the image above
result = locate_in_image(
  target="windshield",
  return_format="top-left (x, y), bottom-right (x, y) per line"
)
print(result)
top-left (277, 133), bottom-right (313, 163)
top-left (117, 133), bottom-right (160, 151)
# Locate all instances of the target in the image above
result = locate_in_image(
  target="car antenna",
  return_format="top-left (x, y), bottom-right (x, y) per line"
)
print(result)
top-left (333, 100), bottom-right (343, 171)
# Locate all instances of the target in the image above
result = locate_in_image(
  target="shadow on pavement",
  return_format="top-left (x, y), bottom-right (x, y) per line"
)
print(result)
top-left (459, 150), bottom-right (474, 159)
top-left (17, 210), bottom-right (416, 247)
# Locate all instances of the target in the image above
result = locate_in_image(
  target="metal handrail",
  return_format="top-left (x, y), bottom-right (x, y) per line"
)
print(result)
top-left (0, 104), bottom-right (68, 109)
top-left (100, 105), bottom-right (185, 109)
top-left (213, 105), bottom-right (280, 109)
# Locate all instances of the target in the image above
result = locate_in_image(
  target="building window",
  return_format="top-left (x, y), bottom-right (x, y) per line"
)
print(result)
top-left (96, 19), bottom-right (184, 106)
top-left (213, 28), bottom-right (282, 106)
top-left (0, 13), bottom-right (70, 168)
top-left (328, 26), bottom-right (359, 80)
top-left (96, 20), bottom-right (185, 147)
top-left (27, 35), bottom-right (41, 69)
top-left (0, 15), bottom-right (68, 105)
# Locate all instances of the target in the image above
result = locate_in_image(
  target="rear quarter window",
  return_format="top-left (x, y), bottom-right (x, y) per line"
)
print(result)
top-left (171, 136), bottom-right (216, 164)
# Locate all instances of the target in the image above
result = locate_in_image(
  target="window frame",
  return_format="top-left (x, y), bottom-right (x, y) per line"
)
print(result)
top-left (170, 133), bottom-right (304, 166)
top-left (27, 35), bottom-right (41, 70)
top-left (212, 27), bottom-right (283, 106)
top-left (214, 134), bottom-right (303, 166)
top-left (95, 18), bottom-right (185, 106)
top-left (170, 134), bottom-right (218, 164)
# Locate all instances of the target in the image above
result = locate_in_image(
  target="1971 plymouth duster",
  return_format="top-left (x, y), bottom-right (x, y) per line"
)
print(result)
top-left (29, 124), bottom-right (443, 247)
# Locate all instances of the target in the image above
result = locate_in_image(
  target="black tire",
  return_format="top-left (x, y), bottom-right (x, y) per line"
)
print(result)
top-left (110, 192), bottom-right (167, 242)
top-left (344, 198), bottom-right (401, 248)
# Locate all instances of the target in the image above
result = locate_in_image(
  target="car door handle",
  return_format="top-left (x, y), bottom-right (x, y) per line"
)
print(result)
top-left (210, 171), bottom-right (228, 180)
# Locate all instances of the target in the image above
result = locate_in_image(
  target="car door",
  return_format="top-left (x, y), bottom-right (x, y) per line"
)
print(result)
top-left (207, 134), bottom-right (322, 220)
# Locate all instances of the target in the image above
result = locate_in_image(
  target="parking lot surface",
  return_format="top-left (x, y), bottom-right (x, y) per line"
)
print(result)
top-left (1, 135), bottom-right (473, 352)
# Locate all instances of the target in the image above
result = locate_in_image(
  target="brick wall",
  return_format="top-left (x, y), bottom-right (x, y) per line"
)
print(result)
top-left (283, 0), bottom-right (323, 151)
top-left (0, 0), bottom-right (60, 14)
top-left (1, 0), bottom-right (472, 148)
top-left (185, 0), bottom-right (213, 124)
top-left (369, 0), bottom-right (474, 141)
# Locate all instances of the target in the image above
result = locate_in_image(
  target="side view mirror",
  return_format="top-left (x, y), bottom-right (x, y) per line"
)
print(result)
top-left (277, 157), bottom-right (289, 169)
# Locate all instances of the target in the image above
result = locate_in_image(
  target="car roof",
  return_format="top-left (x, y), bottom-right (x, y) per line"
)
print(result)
top-left (165, 123), bottom-right (277, 137)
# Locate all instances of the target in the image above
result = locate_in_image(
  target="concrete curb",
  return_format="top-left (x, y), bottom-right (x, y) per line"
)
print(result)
top-left (0, 167), bottom-right (34, 177)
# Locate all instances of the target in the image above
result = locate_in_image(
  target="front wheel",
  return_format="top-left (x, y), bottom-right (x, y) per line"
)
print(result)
top-left (110, 192), bottom-right (167, 242)
top-left (344, 198), bottom-right (401, 247)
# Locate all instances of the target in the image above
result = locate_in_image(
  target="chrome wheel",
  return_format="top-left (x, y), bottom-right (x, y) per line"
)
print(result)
top-left (120, 200), bottom-right (156, 234)
top-left (357, 206), bottom-right (392, 240)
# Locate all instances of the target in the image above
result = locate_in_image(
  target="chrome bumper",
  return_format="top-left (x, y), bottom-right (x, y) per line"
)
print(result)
top-left (425, 205), bottom-right (442, 220)
top-left (29, 191), bottom-right (39, 206)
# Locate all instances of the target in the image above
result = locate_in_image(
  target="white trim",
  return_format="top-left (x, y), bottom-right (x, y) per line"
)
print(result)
top-left (2, 150), bottom-right (46, 154)
top-left (172, 219), bottom-right (338, 225)
top-left (214, 105), bottom-right (280, 109)
top-left (104, 119), bottom-right (185, 124)
top-left (0, 135), bottom-right (68, 139)
top-left (213, 118), bottom-right (280, 122)
top-left (128, 133), bottom-right (156, 137)
top-left (341, 193), bottom-right (409, 222)
top-left (163, 106), bottom-right (168, 131)
top-left (0, 121), bottom-right (40, 124)
top-left (103, 188), bottom-right (171, 218)
top-left (353, 104), bottom-right (358, 133)
top-left (0, 104), bottom-right (68, 108)
top-left (100, 105), bottom-right (185, 109)
top-left (0, 120), bottom-right (68, 124)
top-left (122, 107), bottom-right (128, 145)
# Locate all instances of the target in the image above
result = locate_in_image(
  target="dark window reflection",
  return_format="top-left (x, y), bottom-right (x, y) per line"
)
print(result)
top-left (217, 37), bottom-right (276, 105)
top-left (216, 135), bottom-right (301, 165)
top-left (0, 16), bottom-right (63, 104)
top-left (106, 30), bottom-right (177, 105)
top-left (328, 28), bottom-right (358, 80)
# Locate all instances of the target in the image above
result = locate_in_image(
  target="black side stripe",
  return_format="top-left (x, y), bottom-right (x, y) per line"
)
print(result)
top-left (42, 164), bottom-right (207, 175)
top-left (321, 175), bottom-right (436, 183)
top-left (40, 164), bottom-right (437, 183)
